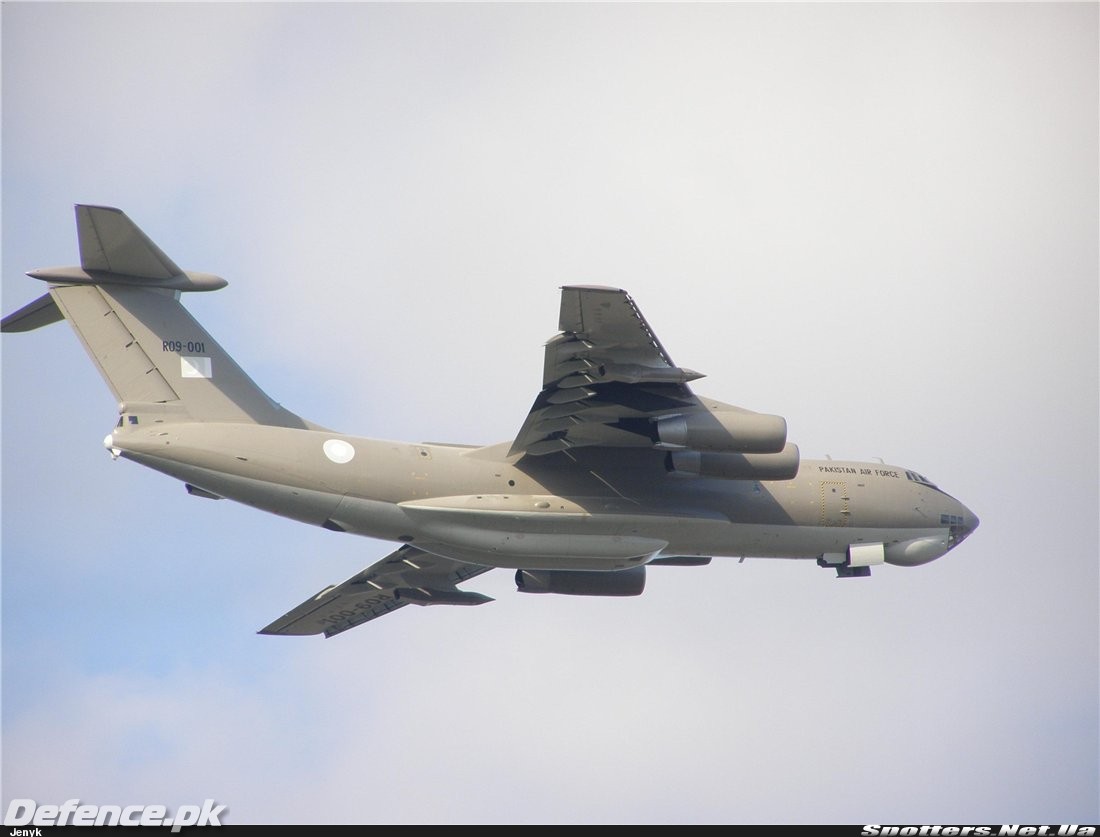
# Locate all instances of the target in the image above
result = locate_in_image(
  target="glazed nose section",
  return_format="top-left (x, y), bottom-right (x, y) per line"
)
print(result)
top-left (948, 502), bottom-right (980, 550)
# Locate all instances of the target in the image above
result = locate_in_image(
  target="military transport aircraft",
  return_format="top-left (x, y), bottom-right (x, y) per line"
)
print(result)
top-left (3, 205), bottom-right (978, 637)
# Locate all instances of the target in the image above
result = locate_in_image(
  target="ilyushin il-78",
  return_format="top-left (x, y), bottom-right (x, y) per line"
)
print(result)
top-left (3, 206), bottom-right (979, 637)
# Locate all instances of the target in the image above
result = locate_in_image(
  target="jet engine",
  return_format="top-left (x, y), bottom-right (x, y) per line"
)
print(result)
top-left (655, 407), bottom-right (787, 453)
top-left (666, 443), bottom-right (800, 481)
top-left (515, 566), bottom-right (646, 596)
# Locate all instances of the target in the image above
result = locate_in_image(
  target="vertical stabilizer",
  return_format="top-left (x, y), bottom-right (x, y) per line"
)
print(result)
top-left (3, 205), bottom-right (311, 429)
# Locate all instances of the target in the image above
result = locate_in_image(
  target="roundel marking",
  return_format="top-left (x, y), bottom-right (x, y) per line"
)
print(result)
top-left (323, 439), bottom-right (356, 464)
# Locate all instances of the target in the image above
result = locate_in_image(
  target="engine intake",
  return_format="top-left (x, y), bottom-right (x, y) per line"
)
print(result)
top-left (515, 566), bottom-right (646, 596)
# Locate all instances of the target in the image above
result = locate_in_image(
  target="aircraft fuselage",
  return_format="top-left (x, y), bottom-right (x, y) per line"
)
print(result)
top-left (107, 421), bottom-right (977, 571)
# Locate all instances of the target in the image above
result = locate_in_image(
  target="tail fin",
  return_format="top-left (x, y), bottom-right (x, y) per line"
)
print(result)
top-left (2, 205), bottom-right (311, 428)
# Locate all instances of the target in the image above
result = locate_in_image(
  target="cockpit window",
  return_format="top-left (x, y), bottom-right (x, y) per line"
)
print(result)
top-left (905, 470), bottom-right (938, 489)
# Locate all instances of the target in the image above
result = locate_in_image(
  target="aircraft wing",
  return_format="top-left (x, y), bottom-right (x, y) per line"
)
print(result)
top-left (509, 286), bottom-right (706, 456)
top-left (259, 546), bottom-right (494, 638)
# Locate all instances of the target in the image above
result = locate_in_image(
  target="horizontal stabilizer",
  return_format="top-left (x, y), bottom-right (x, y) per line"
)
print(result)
top-left (25, 206), bottom-right (226, 292)
top-left (0, 293), bottom-right (62, 333)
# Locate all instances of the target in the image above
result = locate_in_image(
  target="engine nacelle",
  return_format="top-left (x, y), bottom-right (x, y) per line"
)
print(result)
top-left (515, 566), bottom-right (646, 596)
top-left (666, 443), bottom-right (800, 481)
top-left (655, 407), bottom-right (787, 454)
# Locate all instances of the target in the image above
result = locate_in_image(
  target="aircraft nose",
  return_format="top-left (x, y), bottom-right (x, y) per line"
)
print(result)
top-left (950, 503), bottom-right (980, 549)
top-left (965, 509), bottom-right (980, 535)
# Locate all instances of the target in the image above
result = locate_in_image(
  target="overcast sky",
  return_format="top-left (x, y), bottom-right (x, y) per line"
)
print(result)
top-left (2, 2), bottom-right (1097, 825)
